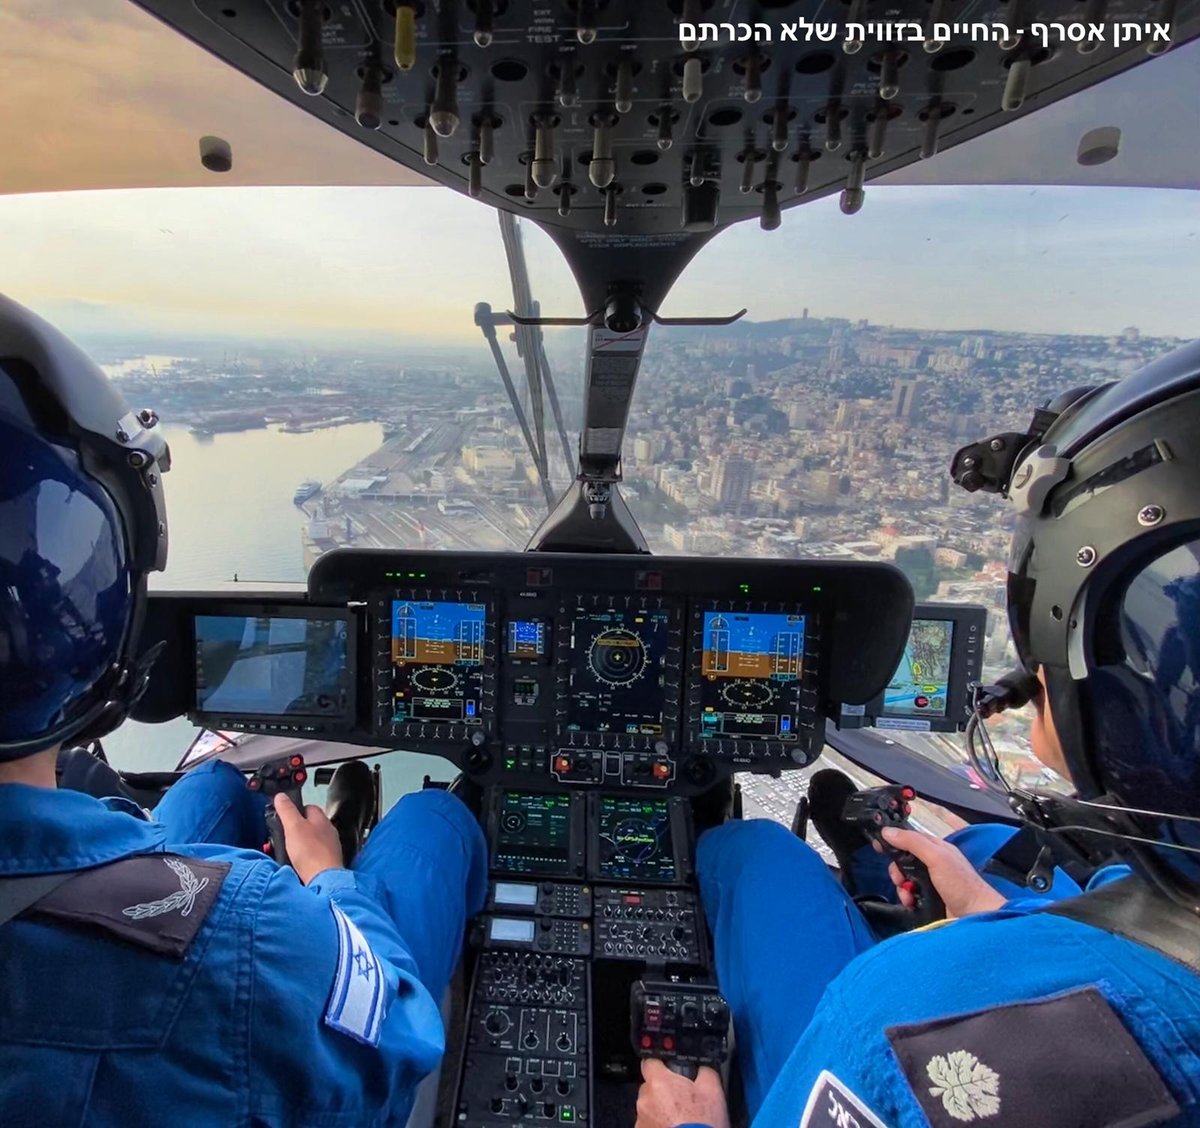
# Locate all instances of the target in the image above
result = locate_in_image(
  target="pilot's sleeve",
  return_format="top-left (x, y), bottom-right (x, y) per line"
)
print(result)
top-left (246, 861), bottom-right (449, 1122)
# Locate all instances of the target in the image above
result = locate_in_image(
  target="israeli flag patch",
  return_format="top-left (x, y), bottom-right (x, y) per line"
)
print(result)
top-left (325, 903), bottom-right (387, 1047)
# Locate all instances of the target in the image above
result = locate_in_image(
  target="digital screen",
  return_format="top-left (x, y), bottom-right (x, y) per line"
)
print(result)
top-left (490, 917), bottom-right (536, 944)
top-left (564, 607), bottom-right (673, 735)
top-left (507, 619), bottom-right (547, 661)
top-left (698, 610), bottom-right (805, 741)
top-left (493, 881), bottom-right (539, 908)
top-left (390, 599), bottom-right (485, 726)
top-left (194, 614), bottom-right (350, 718)
top-left (597, 797), bottom-right (677, 883)
top-left (883, 618), bottom-right (954, 718)
top-left (492, 791), bottom-right (574, 876)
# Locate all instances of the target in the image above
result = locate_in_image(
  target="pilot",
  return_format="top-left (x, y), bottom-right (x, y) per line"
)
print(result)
top-left (637, 340), bottom-right (1200, 1128)
top-left (0, 293), bottom-right (487, 1125)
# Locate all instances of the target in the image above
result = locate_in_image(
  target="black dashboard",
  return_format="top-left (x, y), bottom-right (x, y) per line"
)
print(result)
top-left (135, 548), bottom-right (915, 795)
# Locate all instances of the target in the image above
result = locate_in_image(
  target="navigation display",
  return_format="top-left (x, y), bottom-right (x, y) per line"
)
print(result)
top-left (698, 610), bottom-right (805, 742)
top-left (883, 618), bottom-right (954, 718)
top-left (492, 791), bottom-right (575, 875)
top-left (564, 606), bottom-right (673, 735)
top-left (194, 613), bottom-right (351, 718)
top-left (596, 797), bottom-right (677, 883)
top-left (390, 599), bottom-right (485, 726)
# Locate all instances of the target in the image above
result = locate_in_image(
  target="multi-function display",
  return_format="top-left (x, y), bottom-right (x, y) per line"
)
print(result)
top-left (389, 599), bottom-right (485, 726)
top-left (595, 797), bottom-right (678, 883)
top-left (696, 610), bottom-right (807, 742)
top-left (194, 612), bottom-right (351, 720)
top-left (883, 618), bottom-right (954, 719)
top-left (491, 791), bottom-right (576, 876)
top-left (564, 606), bottom-right (674, 736)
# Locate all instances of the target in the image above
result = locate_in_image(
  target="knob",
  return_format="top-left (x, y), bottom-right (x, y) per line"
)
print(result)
top-left (556, 1032), bottom-right (572, 1052)
top-left (485, 1011), bottom-right (507, 1034)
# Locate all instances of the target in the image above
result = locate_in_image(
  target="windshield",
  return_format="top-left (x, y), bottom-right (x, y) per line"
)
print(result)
top-left (1, 181), bottom-right (1197, 787)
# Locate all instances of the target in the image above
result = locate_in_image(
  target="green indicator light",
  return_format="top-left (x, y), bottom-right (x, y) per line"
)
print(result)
top-left (812, 585), bottom-right (822, 593)
top-left (505, 759), bottom-right (516, 769)
top-left (738, 583), bottom-right (750, 593)
top-left (561, 1109), bottom-right (575, 1122)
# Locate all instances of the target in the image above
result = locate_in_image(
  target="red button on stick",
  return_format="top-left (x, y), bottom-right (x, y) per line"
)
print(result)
top-left (294, 770), bottom-right (307, 784)
top-left (902, 787), bottom-right (915, 799)
top-left (289, 755), bottom-right (303, 767)
top-left (662, 1036), bottom-right (675, 1052)
top-left (248, 778), bottom-right (261, 791)
top-left (640, 1035), bottom-right (652, 1049)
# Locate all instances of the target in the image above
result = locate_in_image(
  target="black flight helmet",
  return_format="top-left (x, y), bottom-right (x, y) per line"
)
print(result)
top-left (0, 293), bottom-right (170, 759)
top-left (953, 340), bottom-right (1200, 907)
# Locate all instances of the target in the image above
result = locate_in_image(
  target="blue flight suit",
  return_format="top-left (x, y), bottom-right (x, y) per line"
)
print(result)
top-left (0, 759), bottom-right (487, 1127)
top-left (681, 819), bottom-right (1200, 1127)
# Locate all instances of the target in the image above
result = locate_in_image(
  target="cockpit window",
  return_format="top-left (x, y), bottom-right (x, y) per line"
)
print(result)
top-left (1, 182), bottom-right (1194, 782)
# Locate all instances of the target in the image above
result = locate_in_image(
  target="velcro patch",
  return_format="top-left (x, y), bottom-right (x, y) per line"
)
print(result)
top-left (800, 1070), bottom-right (888, 1128)
top-left (32, 854), bottom-right (229, 957)
top-left (325, 903), bottom-right (388, 1047)
top-left (886, 988), bottom-right (1179, 1128)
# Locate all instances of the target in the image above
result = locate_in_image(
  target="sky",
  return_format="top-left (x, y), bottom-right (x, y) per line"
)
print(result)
top-left (0, 181), bottom-right (1197, 346)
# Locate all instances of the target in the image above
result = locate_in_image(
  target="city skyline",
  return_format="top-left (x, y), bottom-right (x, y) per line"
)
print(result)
top-left (1, 182), bottom-right (1197, 347)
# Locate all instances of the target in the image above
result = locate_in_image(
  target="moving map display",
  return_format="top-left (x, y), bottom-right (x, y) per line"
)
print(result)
top-left (390, 599), bottom-right (485, 725)
top-left (884, 618), bottom-right (954, 718)
top-left (492, 791), bottom-right (574, 875)
top-left (564, 606), bottom-right (673, 736)
top-left (194, 613), bottom-right (350, 718)
top-left (596, 797), bottom-right (677, 882)
top-left (698, 610), bottom-right (805, 741)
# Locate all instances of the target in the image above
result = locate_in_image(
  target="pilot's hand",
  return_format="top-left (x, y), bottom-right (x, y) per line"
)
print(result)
top-left (273, 793), bottom-right (345, 885)
top-left (636, 1059), bottom-right (730, 1128)
top-left (880, 826), bottom-right (1006, 919)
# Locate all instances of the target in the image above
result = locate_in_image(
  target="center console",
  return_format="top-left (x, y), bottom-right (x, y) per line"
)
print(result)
top-left (454, 784), bottom-right (714, 1125)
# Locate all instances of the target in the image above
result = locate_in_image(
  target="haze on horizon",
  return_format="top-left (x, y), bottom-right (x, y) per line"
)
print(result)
top-left (0, 182), bottom-right (1197, 348)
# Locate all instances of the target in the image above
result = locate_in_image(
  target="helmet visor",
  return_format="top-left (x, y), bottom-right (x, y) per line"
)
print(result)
top-left (1082, 536), bottom-right (1200, 820)
top-left (0, 418), bottom-right (133, 751)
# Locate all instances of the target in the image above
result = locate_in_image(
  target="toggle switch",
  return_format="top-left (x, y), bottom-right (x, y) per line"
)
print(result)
top-left (292, 0), bottom-right (327, 95)
top-left (840, 151), bottom-right (865, 214)
top-left (392, 1), bottom-right (418, 72)
top-left (430, 56), bottom-right (460, 137)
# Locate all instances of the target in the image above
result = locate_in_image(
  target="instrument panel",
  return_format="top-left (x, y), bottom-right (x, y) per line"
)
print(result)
top-left (136, 549), bottom-right (914, 794)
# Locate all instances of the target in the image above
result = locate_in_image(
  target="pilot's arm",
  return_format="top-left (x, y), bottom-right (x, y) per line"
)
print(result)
top-left (243, 795), bottom-right (451, 1121)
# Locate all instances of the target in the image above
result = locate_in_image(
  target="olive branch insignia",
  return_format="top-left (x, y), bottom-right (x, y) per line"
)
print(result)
top-left (122, 857), bottom-right (210, 920)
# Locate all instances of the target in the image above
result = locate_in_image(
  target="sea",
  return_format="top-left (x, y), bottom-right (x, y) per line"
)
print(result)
top-left (102, 422), bottom-right (456, 802)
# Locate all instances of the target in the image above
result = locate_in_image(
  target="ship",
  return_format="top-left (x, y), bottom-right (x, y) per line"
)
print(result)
top-left (292, 479), bottom-right (322, 505)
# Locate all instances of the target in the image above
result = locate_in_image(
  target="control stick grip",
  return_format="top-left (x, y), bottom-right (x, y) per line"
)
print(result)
top-left (667, 1061), bottom-right (699, 1080)
top-left (841, 783), bottom-right (946, 927)
top-left (248, 755), bottom-right (308, 870)
top-left (892, 847), bottom-right (946, 926)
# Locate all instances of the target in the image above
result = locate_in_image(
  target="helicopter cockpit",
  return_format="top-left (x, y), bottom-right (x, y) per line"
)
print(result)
top-left (3, 0), bottom-right (1200, 1124)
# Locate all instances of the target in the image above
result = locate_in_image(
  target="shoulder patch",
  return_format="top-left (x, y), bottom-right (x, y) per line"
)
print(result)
top-left (886, 987), bottom-right (1179, 1128)
top-left (325, 903), bottom-right (388, 1047)
top-left (800, 1070), bottom-right (888, 1128)
top-left (31, 854), bottom-right (229, 957)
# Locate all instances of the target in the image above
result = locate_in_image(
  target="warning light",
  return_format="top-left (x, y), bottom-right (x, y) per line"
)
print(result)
top-left (556, 757), bottom-right (571, 773)
top-left (738, 582), bottom-right (750, 593)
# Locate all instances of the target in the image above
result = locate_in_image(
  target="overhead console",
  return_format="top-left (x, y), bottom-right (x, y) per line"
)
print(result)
top-left (135, 549), bottom-right (913, 795)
